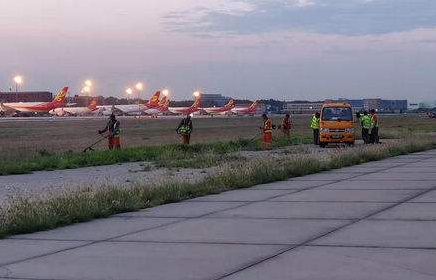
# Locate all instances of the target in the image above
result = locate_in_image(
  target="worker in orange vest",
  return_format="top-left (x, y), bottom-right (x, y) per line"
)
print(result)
top-left (279, 114), bottom-right (291, 140)
top-left (98, 113), bottom-right (121, 150)
top-left (260, 113), bottom-right (273, 150)
top-left (369, 109), bottom-right (380, 144)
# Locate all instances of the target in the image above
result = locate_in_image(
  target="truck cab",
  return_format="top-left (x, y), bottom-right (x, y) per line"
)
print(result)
top-left (319, 102), bottom-right (355, 147)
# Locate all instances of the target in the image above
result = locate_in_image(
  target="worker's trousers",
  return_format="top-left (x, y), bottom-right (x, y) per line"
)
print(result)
top-left (262, 132), bottom-right (272, 150)
top-left (313, 129), bottom-right (319, 145)
top-left (370, 127), bottom-right (379, 144)
top-left (181, 134), bottom-right (191, 145)
top-left (361, 128), bottom-right (370, 144)
top-left (108, 137), bottom-right (121, 150)
top-left (281, 128), bottom-right (290, 139)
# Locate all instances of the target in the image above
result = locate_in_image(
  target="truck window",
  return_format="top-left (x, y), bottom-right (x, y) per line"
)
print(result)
top-left (322, 107), bottom-right (352, 121)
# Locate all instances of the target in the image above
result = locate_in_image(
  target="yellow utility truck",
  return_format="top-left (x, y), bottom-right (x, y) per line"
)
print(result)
top-left (319, 102), bottom-right (355, 148)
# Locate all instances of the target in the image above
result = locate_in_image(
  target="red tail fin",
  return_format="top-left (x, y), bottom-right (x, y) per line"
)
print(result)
top-left (190, 96), bottom-right (201, 110)
top-left (249, 100), bottom-right (259, 110)
top-left (158, 95), bottom-right (167, 107)
top-left (87, 99), bottom-right (97, 111)
top-left (159, 96), bottom-right (170, 111)
top-left (147, 91), bottom-right (160, 107)
top-left (225, 99), bottom-right (235, 108)
top-left (51, 87), bottom-right (68, 105)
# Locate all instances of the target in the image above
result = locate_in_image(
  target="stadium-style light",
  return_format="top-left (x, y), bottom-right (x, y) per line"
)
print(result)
top-left (193, 91), bottom-right (201, 98)
top-left (82, 86), bottom-right (91, 93)
top-left (84, 80), bottom-right (93, 87)
top-left (126, 88), bottom-right (133, 95)
top-left (13, 75), bottom-right (23, 92)
top-left (162, 89), bottom-right (169, 96)
top-left (135, 82), bottom-right (144, 91)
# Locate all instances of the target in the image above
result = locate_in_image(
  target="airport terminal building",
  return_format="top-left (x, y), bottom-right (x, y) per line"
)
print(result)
top-left (283, 101), bottom-right (324, 114)
top-left (283, 98), bottom-right (408, 114)
top-left (0, 91), bottom-right (53, 103)
top-left (201, 94), bottom-right (230, 107)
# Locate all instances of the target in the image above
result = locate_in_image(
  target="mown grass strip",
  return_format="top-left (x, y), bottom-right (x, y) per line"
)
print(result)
top-left (1, 138), bottom-right (435, 239)
top-left (0, 134), bottom-right (311, 176)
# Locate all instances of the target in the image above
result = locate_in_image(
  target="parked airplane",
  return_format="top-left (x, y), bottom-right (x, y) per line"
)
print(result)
top-left (144, 95), bottom-right (170, 115)
top-left (202, 99), bottom-right (235, 115)
top-left (231, 100), bottom-right (260, 115)
top-left (49, 99), bottom-right (101, 116)
top-left (168, 95), bottom-right (201, 115)
top-left (99, 91), bottom-right (161, 115)
top-left (0, 87), bottom-right (68, 115)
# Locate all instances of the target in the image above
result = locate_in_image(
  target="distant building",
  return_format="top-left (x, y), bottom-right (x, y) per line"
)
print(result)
top-left (201, 94), bottom-right (229, 107)
top-left (0, 91), bottom-right (52, 103)
top-left (330, 99), bottom-right (364, 111)
top-left (419, 101), bottom-right (436, 109)
top-left (284, 98), bottom-right (408, 114)
top-left (363, 99), bottom-right (382, 111)
top-left (379, 99), bottom-right (408, 112)
top-left (363, 98), bottom-right (408, 112)
top-left (283, 101), bottom-right (324, 114)
top-left (409, 103), bottom-right (419, 110)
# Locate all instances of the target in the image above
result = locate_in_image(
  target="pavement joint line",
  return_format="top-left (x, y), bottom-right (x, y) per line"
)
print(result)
top-left (269, 200), bottom-right (411, 203)
top-left (212, 153), bottom-right (436, 280)
top-left (1, 153), bottom-right (434, 272)
top-left (194, 200), bottom-right (401, 203)
top-left (348, 180), bottom-right (436, 182)
top-left (0, 201), bottom-right (259, 269)
top-left (104, 240), bottom-right (296, 246)
top-left (1, 238), bottom-right (298, 247)
top-left (214, 183), bottom-right (436, 280)
top-left (0, 218), bottom-right (187, 269)
top-left (249, 188), bottom-right (431, 191)
top-left (114, 216), bottom-right (356, 221)
top-left (302, 188), bottom-right (430, 190)
top-left (407, 201), bottom-right (436, 204)
top-left (306, 244), bottom-right (436, 250)
top-left (378, 172), bottom-right (436, 174)
top-left (368, 218), bottom-right (436, 222)
top-left (2, 276), bottom-right (68, 280)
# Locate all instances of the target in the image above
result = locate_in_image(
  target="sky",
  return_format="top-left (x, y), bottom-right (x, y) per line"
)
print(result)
top-left (0, 0), bottom-right (435, 102)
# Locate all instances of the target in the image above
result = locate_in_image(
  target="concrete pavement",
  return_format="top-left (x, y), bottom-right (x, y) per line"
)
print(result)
top-left (1, 149), bottom-right (436, 280)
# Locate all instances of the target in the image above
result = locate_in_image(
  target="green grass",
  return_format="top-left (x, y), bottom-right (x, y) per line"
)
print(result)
top-left (0, 134), bottom-right (312, 176)
top-left (1, 137), bottom-right (435, 239)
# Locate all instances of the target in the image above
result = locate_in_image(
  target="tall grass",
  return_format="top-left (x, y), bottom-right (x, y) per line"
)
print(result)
top-left (0, 134), bottom-right (311, 176)
top-left (1, 138), bottom-right (435, 239)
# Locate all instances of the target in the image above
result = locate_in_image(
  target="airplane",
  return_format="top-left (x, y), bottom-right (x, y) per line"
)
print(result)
top-left (202, 99), bottom-right (235, 115)
top-left (231, 100), bottom-right (260, 115)
top-left (49, 99), bottom-right (101, 116)
top-left (99, 91), bottom-right (161, 116)
top-left (0, 87), bottom-right (68, 115)
top-left (144, 95), bottom-right (170, 116)
top-left (168, 95), bottom-right (201, 115)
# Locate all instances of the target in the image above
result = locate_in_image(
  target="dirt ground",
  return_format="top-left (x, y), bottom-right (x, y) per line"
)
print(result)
top-left (0, 113), bottom-right (434, 160)
top-left (0, 143), bottom-right (339, 203)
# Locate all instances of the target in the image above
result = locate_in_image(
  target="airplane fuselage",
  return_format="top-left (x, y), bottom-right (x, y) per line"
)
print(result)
top-left (50, 107), bottom-right (100, 116)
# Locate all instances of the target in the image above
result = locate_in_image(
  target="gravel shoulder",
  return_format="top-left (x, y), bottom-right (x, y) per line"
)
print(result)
top-left (0, 141), bottom-right (380, 203)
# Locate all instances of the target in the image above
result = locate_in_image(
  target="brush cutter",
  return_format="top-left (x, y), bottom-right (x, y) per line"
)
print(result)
top-left (249, 124), bottom-right (278, 143)
top-left (248, 131), bottom-right (263, 142)
top-left (83, 134), bottom-right (109, 153)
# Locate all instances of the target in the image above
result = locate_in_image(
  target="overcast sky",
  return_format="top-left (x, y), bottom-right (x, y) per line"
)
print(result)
top-left (0, 0), bottom-right (435, 101)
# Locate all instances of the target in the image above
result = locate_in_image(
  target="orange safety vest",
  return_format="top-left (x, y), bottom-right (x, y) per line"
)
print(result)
top-left (371, 114), bottom-right (379, 128)
top-left (263, 119), bottom-right (272, 134)
top-left (281, 118), bottom-right (291, 130)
